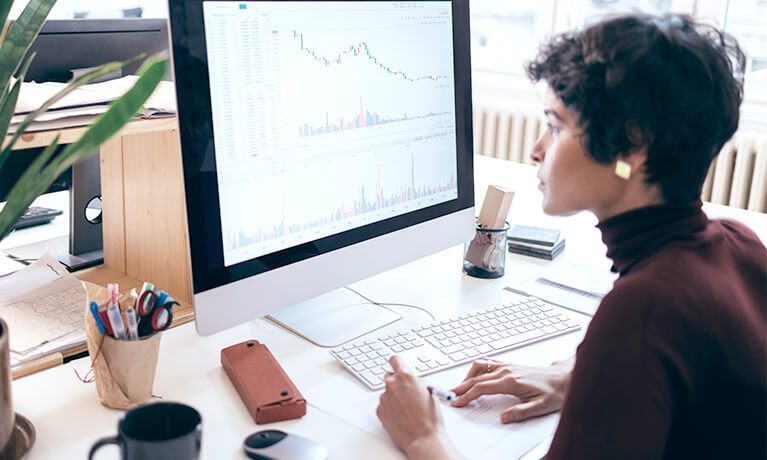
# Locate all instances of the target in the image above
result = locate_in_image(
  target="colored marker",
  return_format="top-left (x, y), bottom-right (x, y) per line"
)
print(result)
top-left (98, 304), bottom-right (114, 336)
top-left (125, 306), bottom-right (139, 340)
top-left (107, 304), bottom-right (127, 340)
top-left (89, 301), bottom-right (106, 334)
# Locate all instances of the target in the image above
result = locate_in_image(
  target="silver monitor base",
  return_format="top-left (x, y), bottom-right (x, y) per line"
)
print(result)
top-left (3, 235), bottom-right (103, 271)
top-left (267, 288), bottom-right (402, 348)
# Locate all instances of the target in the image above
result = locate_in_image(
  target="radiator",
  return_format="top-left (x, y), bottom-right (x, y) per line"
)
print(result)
top-left (473, 101), bottom-right (767, 212)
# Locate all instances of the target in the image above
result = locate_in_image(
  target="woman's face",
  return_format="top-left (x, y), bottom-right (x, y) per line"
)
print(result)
top-left (530, 90), bottom-right (636, 220)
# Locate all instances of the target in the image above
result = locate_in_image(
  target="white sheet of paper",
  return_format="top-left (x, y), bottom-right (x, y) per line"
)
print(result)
top-left (306, 365), bottom-right (558, 459)
top-left (0, 253), bottom-right (86, 355)
top-left (539, 260), bottom-right (617, 297)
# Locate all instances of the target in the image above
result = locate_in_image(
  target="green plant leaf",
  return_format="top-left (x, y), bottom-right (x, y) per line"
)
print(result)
top-left (0, 0), bottom-right (56, 93)
top-left (0, 51), bottom-right (35, 172)
top-left (0, 134), bottom-right (60, 242)
top-left (0, 0), bottom-right (13, 44)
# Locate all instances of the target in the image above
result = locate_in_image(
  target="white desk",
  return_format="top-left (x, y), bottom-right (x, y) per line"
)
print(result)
top-left (9, 156), bottom-right (766, 459)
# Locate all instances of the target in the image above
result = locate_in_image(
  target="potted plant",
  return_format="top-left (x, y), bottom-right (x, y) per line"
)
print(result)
top-left (0, 0), bottom-right (167, 242)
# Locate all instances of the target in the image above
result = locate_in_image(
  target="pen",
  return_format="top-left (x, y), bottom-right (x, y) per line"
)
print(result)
top-left (125, 306), bottom-right (139, 340)
top-left (107, 303), bottom-right (127, 340)
top-left (89, 301), bottom-right (106, 334)
top-left (97, 303), bottom-right (114, 336)
top-left (427, 385), bottom-right (456, 402)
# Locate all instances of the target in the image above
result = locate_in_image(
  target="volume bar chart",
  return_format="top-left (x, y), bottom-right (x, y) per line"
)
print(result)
top-left (299, 97), bottom-right (448, 137)
top-left (226, 155), bottom-right (456, 251)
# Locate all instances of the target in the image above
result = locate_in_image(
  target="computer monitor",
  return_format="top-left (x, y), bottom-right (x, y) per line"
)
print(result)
top-left (19, 18), bottom-right (170, 83)
top-left (169, 0), bottom-right (474, 344)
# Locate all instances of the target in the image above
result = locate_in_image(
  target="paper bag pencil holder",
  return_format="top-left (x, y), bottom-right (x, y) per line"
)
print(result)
top-left (463, 221), bottom-right (510, 279)
top-left (83, 282), bottom-right (162, 410)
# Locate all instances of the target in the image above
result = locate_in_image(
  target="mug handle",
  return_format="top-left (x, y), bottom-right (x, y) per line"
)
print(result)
top-left (88, 435), bottom-right (122, 459)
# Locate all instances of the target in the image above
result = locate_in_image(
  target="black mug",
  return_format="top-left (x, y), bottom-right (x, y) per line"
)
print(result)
top-left (89, 402), bottom-right (202, 460)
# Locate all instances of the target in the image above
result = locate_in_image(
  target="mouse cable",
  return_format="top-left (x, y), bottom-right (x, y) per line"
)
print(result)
top-left (343, 286), bottom-right (437, 322)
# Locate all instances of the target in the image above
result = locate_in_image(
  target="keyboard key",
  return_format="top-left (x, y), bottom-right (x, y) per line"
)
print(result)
top-left (337, 351), bottom-right (351, 360)
top-left (416, 364), bottom-right (430, 372)
top-left (402, 343), bottom-right (414, 350)
top-left (360, 370), bottom-right (382, 386)
top-left (449, 351), bottom-right (467, 361)
top-left (372, 366), bottom-right (386, 375)
top-left (344, 357), bottom-right (359, 366)
top-left (412, 340), bottom-right (424, 347)
top-left (359, 346), bottom-right (372, 353)
top-left (476, 344), bottom-right (492, 354)
top-left (427, 361), bottom-right (440, 369)
top-left (374, 357), bottom-right (388, 366)
top-left (418, 355), bottom-right (431, 362)
top-left (391, 345), bottom-right (404, 352)
top-left (352, 363), bottom-right (366, 372)
top-left (436, 358), bottom-right (450, 366)
top-left (441, 343), bottom-right (465, 354)
top-left (364, 361), bottom-right (377, 369)
top-left (367, 352), bottom-right (379, 360)
top-left (464, 348), bottom-right (479, 357)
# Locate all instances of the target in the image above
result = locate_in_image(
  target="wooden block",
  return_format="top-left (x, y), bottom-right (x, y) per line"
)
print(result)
top-left (477, 185), bottom-right (514, 229)
top-left (121, 127), bottom-right (192, 304)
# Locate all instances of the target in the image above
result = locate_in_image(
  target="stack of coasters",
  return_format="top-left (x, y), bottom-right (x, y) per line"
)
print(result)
top-left (507, 225), bottom-right (565, 260)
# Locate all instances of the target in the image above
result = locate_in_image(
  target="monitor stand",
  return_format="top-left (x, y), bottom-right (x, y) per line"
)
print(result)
top-left (267, 288), bottom-right (402, 348)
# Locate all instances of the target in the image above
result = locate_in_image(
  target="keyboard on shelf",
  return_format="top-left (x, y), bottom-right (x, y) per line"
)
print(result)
top-left (330, 297), bottom-right (581, 390)
top-left (14, 206), bottom-right (63, 230)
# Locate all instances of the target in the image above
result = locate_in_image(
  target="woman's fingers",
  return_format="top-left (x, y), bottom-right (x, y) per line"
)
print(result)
top-left (451, 370), bottom-right (502, 395)
top-left (463, 358), bottom-right (502, 380)
top-left (450, 378), bottom-right (509, 407)
top-left (500, 397), bottom-right (552, 423)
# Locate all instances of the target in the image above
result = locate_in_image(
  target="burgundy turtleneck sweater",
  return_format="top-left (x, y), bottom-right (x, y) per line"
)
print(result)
top-left (546, 201), bottom-right (766, 460)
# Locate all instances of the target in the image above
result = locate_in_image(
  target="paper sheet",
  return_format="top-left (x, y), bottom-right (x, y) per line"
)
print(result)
top-left (307, 366), bottom-right (558, 459)
top-left (0, 253), bottom-right (86, 359)
top-left (508, 260), bottom-right (618, 316)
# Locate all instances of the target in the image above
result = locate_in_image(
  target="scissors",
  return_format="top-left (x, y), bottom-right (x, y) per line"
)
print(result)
top-left (136, 289), bottom-right (176, 337)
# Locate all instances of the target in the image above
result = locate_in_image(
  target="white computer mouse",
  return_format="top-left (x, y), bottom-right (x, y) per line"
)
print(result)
top-left (243, 430), bottom-right (328, 460)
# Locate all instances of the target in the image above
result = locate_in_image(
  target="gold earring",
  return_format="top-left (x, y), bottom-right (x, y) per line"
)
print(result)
top-left (615, 160), bottom-right (632, 180)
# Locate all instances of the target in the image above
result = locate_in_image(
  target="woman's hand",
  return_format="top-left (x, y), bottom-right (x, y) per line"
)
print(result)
top-left (450, 357), bottom-right (574, 424)
top-left (377, 356), bottom-right (462, 460)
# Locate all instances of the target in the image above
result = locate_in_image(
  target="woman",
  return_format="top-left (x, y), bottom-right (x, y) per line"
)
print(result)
top-left (376, 14), bottom-right (766, 460)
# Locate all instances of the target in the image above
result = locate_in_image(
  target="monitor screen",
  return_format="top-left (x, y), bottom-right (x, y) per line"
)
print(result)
top-left (201, 1), bottom-right (459, 266)
top-left (169, 0), bottom-right (473, 335)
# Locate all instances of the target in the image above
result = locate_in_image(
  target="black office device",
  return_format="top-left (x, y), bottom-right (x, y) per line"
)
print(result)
top-left (18, 18), bottom-right (171, 83)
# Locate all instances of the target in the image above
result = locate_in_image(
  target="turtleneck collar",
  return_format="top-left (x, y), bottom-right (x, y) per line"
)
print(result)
top-left (597, 200), bottom-right (708, 275)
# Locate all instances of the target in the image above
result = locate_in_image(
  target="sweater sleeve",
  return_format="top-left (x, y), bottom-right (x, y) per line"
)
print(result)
top-left (545, 280), bottom-right (680, 460)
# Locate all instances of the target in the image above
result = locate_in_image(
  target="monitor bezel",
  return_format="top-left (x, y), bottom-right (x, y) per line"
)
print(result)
top-left (169, 0), bottom-right (474, 294)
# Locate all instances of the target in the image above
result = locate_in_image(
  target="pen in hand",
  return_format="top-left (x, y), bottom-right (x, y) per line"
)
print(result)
top-left (427, 385), bottom-right (456, 402)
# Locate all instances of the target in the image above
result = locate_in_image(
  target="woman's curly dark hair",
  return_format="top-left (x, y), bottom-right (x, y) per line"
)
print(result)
top-left (525, 14), bottom-right (746, 203)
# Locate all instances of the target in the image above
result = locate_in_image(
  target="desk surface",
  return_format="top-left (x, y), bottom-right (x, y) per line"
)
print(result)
top-left (9, 156), bottom-right (767, 460)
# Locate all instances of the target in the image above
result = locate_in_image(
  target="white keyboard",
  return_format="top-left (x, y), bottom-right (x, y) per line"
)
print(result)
top-left (330, 297), bottom-right (582, 390)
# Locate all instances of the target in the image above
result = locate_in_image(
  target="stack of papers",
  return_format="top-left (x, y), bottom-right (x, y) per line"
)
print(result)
top-left (9, 75), bottom-right (176, 133)
top-left (0, 253), bottom-right (87, 366)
